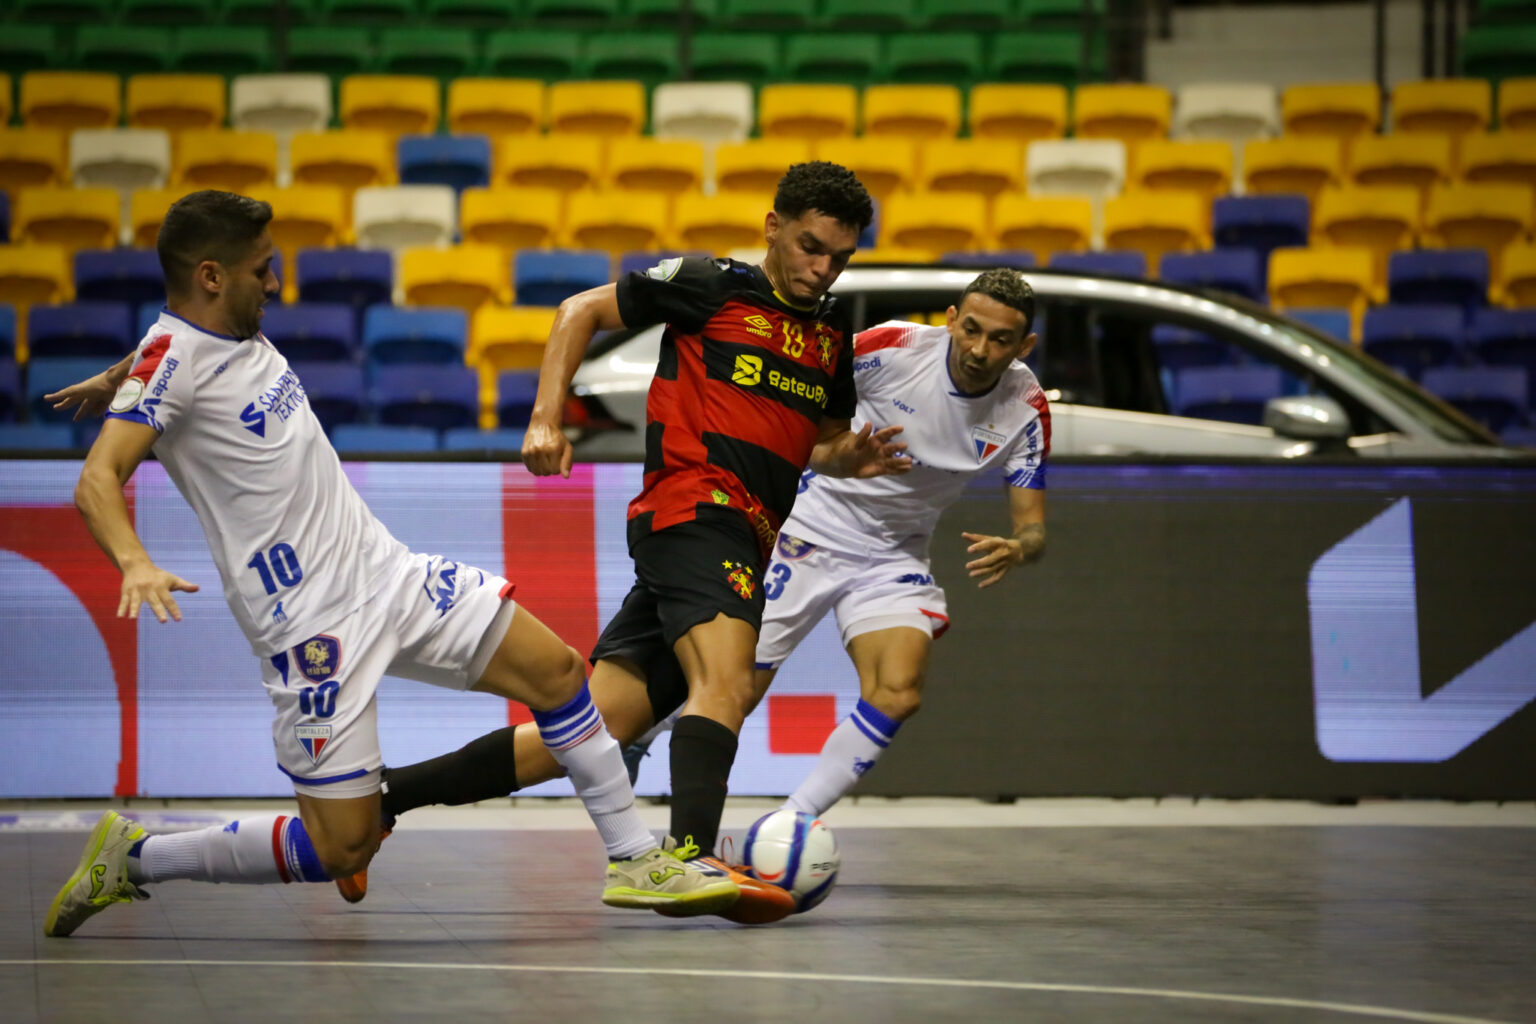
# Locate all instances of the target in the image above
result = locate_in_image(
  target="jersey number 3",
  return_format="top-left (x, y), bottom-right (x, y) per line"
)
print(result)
top-left (248, 542), bottom-right (304, 595)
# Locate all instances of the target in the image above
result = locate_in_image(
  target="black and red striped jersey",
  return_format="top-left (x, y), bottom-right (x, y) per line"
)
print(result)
top-left (614, 255), bottom-right (856, 559)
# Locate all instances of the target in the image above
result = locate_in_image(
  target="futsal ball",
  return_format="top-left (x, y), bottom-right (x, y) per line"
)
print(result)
top-left (743, 809), bottom-right (840, 913)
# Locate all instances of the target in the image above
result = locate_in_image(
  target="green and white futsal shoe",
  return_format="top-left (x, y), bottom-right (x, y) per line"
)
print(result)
top-left (44, 810), bottom-right (150, 937)
top-left (602, 838), bottom-right (740, 915)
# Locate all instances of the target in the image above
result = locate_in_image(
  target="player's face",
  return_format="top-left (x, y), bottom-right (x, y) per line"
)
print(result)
top-left (945, 293), bottom-right (1036, 394)
top-left (221, 231), bottom-right (280, 339)
top-left (763, 210), bottom-right (860, 306)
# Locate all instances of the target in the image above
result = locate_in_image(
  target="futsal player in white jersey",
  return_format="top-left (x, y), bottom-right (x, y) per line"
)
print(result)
top-left (39, 190), bottom-right (736, 938)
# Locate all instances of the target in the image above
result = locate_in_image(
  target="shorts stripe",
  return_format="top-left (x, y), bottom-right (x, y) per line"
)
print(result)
top-left (276, 763), bottom-right (375, 786)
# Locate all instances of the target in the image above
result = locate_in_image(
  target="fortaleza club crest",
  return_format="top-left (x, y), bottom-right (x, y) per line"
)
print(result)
top-left (294, 724), bottom-right (331, 764)
top-left (723, 560), bottom-right (756, 599)
top-left (971, 426), bottom-right (1006, 462)
top-left (300, 635), bottom-right (341, 683)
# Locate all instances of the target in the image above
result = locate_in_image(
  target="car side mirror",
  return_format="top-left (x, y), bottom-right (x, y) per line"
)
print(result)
top-left (1263, 395), bottom-right (1351, 440)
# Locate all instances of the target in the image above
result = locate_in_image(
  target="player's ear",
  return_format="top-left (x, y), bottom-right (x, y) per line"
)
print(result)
top-left (944, 304), bottom-right (959, 332)
top-left (764, 209), bottom-right (780, 246)
top-left (1019, 331), bottom-right (1039, 361)
top-left (193, 259), bottom-right (223, 298)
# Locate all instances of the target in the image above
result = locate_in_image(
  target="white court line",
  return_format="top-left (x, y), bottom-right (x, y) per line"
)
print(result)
top-left (0, 959), bottom-right (1517, 1024)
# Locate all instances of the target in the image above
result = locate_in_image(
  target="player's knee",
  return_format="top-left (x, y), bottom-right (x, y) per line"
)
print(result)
top-left (871, 678), bottom-right (923, 722)
top-left (524, 643), bottom-right (587, 710)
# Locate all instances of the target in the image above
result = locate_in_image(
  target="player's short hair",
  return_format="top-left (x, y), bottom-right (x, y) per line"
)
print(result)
top-left (960, 268), bottom-right (1036, 334)
top-left (157, 190), bottom-right (273, 295)
top-left (773, 161), bottom-right (874, 234)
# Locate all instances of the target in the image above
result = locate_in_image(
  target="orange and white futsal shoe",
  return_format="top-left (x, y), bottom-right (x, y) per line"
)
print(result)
top-left (653, 836), bottom-right (797, 925)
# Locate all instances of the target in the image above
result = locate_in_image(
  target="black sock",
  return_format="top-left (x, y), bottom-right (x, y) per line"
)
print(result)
top-left (668, 714), bottom-right (739, 856)
top-left (380, 726), bottom-right (521, 821)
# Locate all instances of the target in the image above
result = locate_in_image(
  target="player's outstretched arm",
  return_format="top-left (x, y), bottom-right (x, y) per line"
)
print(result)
top-left (43, 353), bottom-right (135, 421)
top-left (809, 418), bottom-right (910, 478)
top-left (75, 418), bottom-right (200, 623)
top-left (962, 487), bottom-right (1046, 589)
top-left (522, 283), bottom-right (625, 478)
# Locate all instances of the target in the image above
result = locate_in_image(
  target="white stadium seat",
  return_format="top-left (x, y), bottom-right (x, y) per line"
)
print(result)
top-left (69, 128), bottom-right (171, 193)
top-left (652, 82), bottom-right (754, 144)
top-left (1174, 82), bottom-right (1280, 143)
top-left (353, 185), bottom-right (457, 250)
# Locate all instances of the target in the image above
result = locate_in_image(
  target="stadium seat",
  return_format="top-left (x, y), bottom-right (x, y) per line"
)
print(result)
top-left (0, 194), bottom-right (7, 244)
top-left (398, 135), bottom-right (492, 193)
top-left (1103, 192), bottom-right (1208, 276)
top-left (1173, 365), bottom-right (1285, 425)
top-left (652, 82), bottom-right (755, 143)
top-left (1160, 249), bottom-right (1264, 302)
top-left (991, 194), bottom-right (1092, 265)
top-left (1212, 194), bottom-right (1311, 265)
top-left (1133, 139), bottom-right (1233, 203)
top-left (74, 249), bottom-right (164, 307)
top-left (354, 185), bottom-right (457, 250)
top-left (129, 186), bottom-right (194, 247)
top-left (0, 130), bottom-right (68, 196)
top-left (988, 30), bottom-right (1095, 86)
top-left (26, 357), bottom-right (110, 424)
top-left (782, 34), bottom-right (881, 86)
top-left (714, 139), bottom-right (812, 194)
top-left (1172, 82), bottom-right (1279, 143)
top-left (173, 28), bottom-right (271, 77)
top-left (606, 137), bottom-right (705, 194)
top-left (631, 0), bottom-right (720, 26)
top-left (920, 139), bottom-right (1023, 197)
top-left (815, 137), bottom-right (917, 201)
top-left (363, 304), bottom-right (468, 365)
top-left (340, 76), bottom-right (441, 138)
top-left (1499, 78), bottom-right (1536, 132)
top-left (0, 75), bottom-right (10, 129)
top-left (1391, 79), bottom-right (1491, 137)
top-left (528, 0), bottom-right (623, 26)
top-left (287, 28), bottom-right (373, 80)
top-left (377, 28), bottom-right (477, 79)
top-left (1025, 139), bottom-right (1127, 199)
top-left (1149, 325), bottom-right (1236, 372)
top-left (28, 301), bottom-right (133, 359)
top-left (1347, 133), bottom-right (1453, 197)
top-left (289, 361), bottom-right (365, 431)
top-left (1420, 366), bottom-right (1529, 432)
top-left (1289, 307), bottom-right (1353, 341)
top-left (941, 250), bottom-right (1036, 269)
top-left (262, 303), bottom-right (358, 363)
top-left (824, 0), bottom-right (919, 31)
top-left (1073, 84), bottom-right (1172, 149)
top-left (678, 33), bottom-right (772, 90)
top-left (849, 246), bottom-right (937, 265)
top-left (886, 33), bottom-right (983, 87)
top-left (0, 305), bottom-right (12, 359)
top-left (469, 305), bottom-right (557, 373)
top-left (175, 130), bottom-right (278, 192)
top-left (672, 192), bottom-right (765, 252)
top-left (126, 74), bottom-right (226, 133)
top-left (1387, 248), bottom-right (1490, 315)
top-left (231, 74), bottom-right (332, 136)
top-left (1469, 309), bottom-right (1536, 400)
top-left (1280, 82), bottom-right (1380, 144)
top-left (863, 86), bottom-right (962, 140)
top-left (495, 134), bottom-right (603, 193)
top-left (1243, 136), bottom-right (1342, 201)
top-left (460, 187), bottom-right (564, 252)
top-left (719, 0), bottom-right (816, 30)
top-left (1269, 246), bottom-right (1375, 339)
top-left (1424, 184), bottom-right (1534, 274)
top-left (1312, 185), bottom-right (1421, 297)
top-left (880, 192), bottom-right (987, 258)
top-left (442, 425), bottom-right (528, 453)
top-left (1460, 132), bottom-right (1536, 190)
top-left (291, 130), bottom-right (396, 191)
top-left (399, 245), bottom-right (510, 311)
top-left (312, 0), bottom-right (404, 27)
top-left (758, 84), bottom-right (857, 140)
top-left (1360, 303), bottom-right (1463, 381)
top-left (513, 248), bottom-right (608, 306)
top-left (0, 423), bottom-right (77, 449)
top-left (1019, 0), bottom-right (1107, 25)
top-left (483, 31), bottom-right (583, 81)
top-left (584, 33), bottom-right (681, 89)
top-left (295, 248), bottom-right (394, 313)
top-left (548, 81), bottom-right (647, 137)
top-left (1501, 241), bottom-right (1536, 307)
top-left (20, 72), bottom-right (121, 131)
top-left (617, 248), bottom-right (709, 278)
top-left (918, 0), bottom-right (1012, 29)
top-left (448, 79), bottom-right (544, 137)
top-left (968, 84), bottom-right (1067, 144)
top-left (565, 189), bottom-right (668, 253)
top-left (224, 0), bottom-right (313, 24)
top-left (249, 186), bottom-right (350, 279)
top-left (330, 424), bottom-right (440, 453)
top-left (1459, 25), bottom-right (1536, 84)
top-left (373, 363), bottom-right (480, 431)
top-left (0, 27), bottom-right (55, 78)
top-left (75, 27), bottom-right (172, 79)
top-left (13, 187), bottom-right (119, 252)
top-left (1049, 250), bottom-right (1147, 278)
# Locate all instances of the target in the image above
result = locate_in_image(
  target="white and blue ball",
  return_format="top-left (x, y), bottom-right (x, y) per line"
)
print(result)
top-left (743, 810), bottom-right (839, 913)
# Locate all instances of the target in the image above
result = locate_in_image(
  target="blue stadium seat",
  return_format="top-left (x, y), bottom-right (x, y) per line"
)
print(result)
top-left (1173, 365), bottom-right (1285, 425)
top-left (941, 250), bottom-right (1037, 269)
top-left (1288, 308), bottom-right (1353, 342)
top-left (398, 134), bottom-right (492, 193)
top-left (372, 363), bottom-right (479, 431)
top-left (330, 423), bottom-right (440, 454)
top-left (0, 305), bottom-right (14, 361)
top-left (296, 248), bottom-right (394, 315)
top-left (0, 423), bottom-right (77, 450)
top-left (1469, 309), bottom-right (1536, 405)
top-left (28, 302), bottom-right (135, 359)
top-left (441, 426), bottom-right (528, 454)
top-left (1160, 249), bottom-right (1264, 302)
top-left (617, 249), bottom-right (709, 280)
top-left (1420, 366), bottom-right (1529, 433)
top-left (74, 249), bottom-right (165, 307)
top-left (1360, 304), bottom-right (1463, 381)
top-left (497, 369), bottom-right (539, 427)
top-left (1152, 324), bottom-right (1238, 372)
top-left (1211, 195), bottom-right (1310, 275)
top-left (1387, 249), bottom-right (1489, 320)
top-left (515, 249), bottom-right (610, 307)
top-left (137, 302), bottom-right (164, 338)
top-left (362, 305), bottom-right (467, 366)
top-left (1501, 425), bottom-right (1536, 449)
top-left (1048, 250), bottom-right (1147, 278)
top-left (0, 362), bottom-right (18, 422)
top-left (290, 361), bottom-right (365, 432)
top-left (261, 302), bottom-right (358, 363)
top-left (26, 358), bottom-right (111, 423)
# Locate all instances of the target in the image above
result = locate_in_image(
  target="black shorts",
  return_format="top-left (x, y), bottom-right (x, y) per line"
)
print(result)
top-left (590, 506), bottom-right (768, 723)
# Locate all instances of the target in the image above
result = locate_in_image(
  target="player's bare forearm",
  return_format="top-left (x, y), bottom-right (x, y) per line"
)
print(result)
top-left (75, 456), bottom-right (153, 575)
top-left (1012, 521), bottom-right (1046, 564)
top-left (528, 284), bottom-right (623, 429)
top-left (44, 352), bottom-right (135, 421)
top-left (962, 487), bottom-right (1045, 588)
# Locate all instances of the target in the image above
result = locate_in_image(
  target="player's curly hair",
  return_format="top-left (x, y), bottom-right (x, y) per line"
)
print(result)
top-left (774, 161), bottom-right (875, 233)
top-left (157, 190), bottom-right (273, 296)
top-left (961, 268), bottom-right (1036, 333)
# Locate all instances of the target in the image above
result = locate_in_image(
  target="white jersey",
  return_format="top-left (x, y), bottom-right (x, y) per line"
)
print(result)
top-left (783, 320), bottom-right (1050, 556)
top-left (106, 310), bottom-right (406, 657)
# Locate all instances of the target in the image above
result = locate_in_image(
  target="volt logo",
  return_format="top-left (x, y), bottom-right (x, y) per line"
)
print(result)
top-left (1309, 498), bottom-right (1536, 762)
top-left (240, 402), bottom-right (266, 437)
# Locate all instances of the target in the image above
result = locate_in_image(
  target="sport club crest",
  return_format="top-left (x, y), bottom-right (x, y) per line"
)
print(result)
top-left (299, 635), bottom-right (341, 683)
top-left (776, 534), bottom-right (817, 561)
top-left (971, 426), bottom-right (1006, 462)
top-left (815, 327), bottom-right (836, 371)
top-left (723, 560), bottom-right (756, 600)
top-left (294, 724), bottom-right (332, 764)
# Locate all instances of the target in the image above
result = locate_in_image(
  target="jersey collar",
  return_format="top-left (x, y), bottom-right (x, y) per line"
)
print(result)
top-left (943, 341), bottom-right (1004, 399)
top-left (160, 308), bottom-right (246, 343)
top-left (752, 264), bottom-right (824, 316)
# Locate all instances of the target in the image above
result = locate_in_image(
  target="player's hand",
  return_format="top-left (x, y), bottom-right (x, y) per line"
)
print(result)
top-left (118, 561), bottom-right (200, 623)
top-left (522, 419), bottom-right (574, 478)
top-left (961, 532), bottom-right (1024, 589)
top-left (849, 423), bottom-right (910, 479)
top-left (45, 365), bottom-right (128, 422)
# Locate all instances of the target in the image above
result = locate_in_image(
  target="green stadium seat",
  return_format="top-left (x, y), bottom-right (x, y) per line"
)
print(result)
top-left (0, 27), bottom-right (59, 76)
top-left (422, 0), bottom-right (524, 28)
top-left (886, 33), bottom-right (982, 85)
top-left (1461, 25), bottom-right (1536, 83)
top-left (1019, 0), bottom-right (1105, 25)
top-left (719, 0), bottom-right (816, 31)
top-left (174, 28), bottom-right (273, 76)
top-left (689, 33), bottom-right (780, 85)
top-left (484, 31), bottom-right (583, 80)
top-left (1474, 0), bottom-right (1536, 22)
top-left (122, 0), bottom-right (221, 24)
top-left (989, 30), bottom-right (1100, 85)
top-left (919, 0), bottom-right (1014, 30)
top-left (632, 0), bottom-right (720, 27)
top-left (783, 34), bottom-right (882, 86)
top-left (822, 0), bottom-right (919, 32)
top-left (378, 28), bottom-right (479, 78)
top-left (225, 0), bottom-right (322, 24)
top-left (15, 0), bottom-right (114, 22)
top-left (76, 28), bottom-right (174, 79)
top-left (320, 0), bottom-right (420, 25)
top-left (584, 33), bottom-right (680, 87)
top-left (527, 0), bottom-right (622, 24)
top-left (288, 28), bottom-right (376, 78)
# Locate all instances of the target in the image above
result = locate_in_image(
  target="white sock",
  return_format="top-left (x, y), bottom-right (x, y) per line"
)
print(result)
top-left (784, 699), bottom-right (902, 817)
top-left (126, 815), bottom-right (331, 885)
top-left (532, 682), bottom-right (657, 861)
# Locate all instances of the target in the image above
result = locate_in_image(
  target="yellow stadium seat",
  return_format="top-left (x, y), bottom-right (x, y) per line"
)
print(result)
top-left (1500, 241), bottom-right (1536, 306)
top-left (548, 81), bottom-right (646, 136)
top-left (862, 85), bottom-right (961, 140)
top-left (1244, 136), bottom-right (1343, 200)
top-left (249, 184), bottom-right (350, 300)
top-left (880, 191), bottom-right (987, 257)
top-left (290, 130), bottom-right (395, 192)
top-left (714, 139), bottom-right (812, 194)
top-left (1073, 84), bottom-right (1172, 148)
top-left (672, 192), bottom-right (766, 253)
top-left (1103, 191), bottom-right (1208, 276)
top-left (1348, 132), bottom-right (1453, 196)
top-left (0, 129), bottom-right (69, 195)
top-left (564, 189), bottom-right (667, 253)
top-left (968, 84), bottom-right (1067, 144)
top-left (0, 243), bottom-right (71, 313)
top-left (400, 245), bottom-right (510, 311)
top-left (850, 246), bottom-right (936, 265)
top-left (1425, 183), bottom-right (1534, 275)
top-left (1499, 78), bottom-right (1536, 133)
top-left (1133, 139), bottom-right (1233, 203)
top-left (1269, 246), bottom-right (1375, 340)
top-left (758, 84), bottom-right (857, 140)
top-left (461, 187), bottom-right (563, 252)
top-left (449, 78), bottom-right (544, 136)
top-left (14, 186), bottom-right (119, 252)
top-left (126, 74), bottom-right (226, 133)
top-left (1391, 79), bottom-right (1490, 137)
top-left (340, 75), bottom-right (441, 137)
top-left (606, 137), bottom-right (704, 194)
top-left (1460, 131), bottom-right (1536, 190)
top-left (1313, 184), bottom-right (1420, 298)
top-left (814, 136), bottom-right (917, 202)
top-left (1281, 82), bottom-right (1380, 144)
top-left (20, 72), bottom-right (120, 131)
top-left (175, 130), bottom-right (278, 192)
top-left (469, 305), bottom-right (557, 373)
top-left (990, 194), bottom-right (1092, 265)
top-left (919, 139), bottom-right (1023, 197)
top-left (130, 186), bottom-right (197, 247)
top-left (496, 133), bottom-right (603, 192)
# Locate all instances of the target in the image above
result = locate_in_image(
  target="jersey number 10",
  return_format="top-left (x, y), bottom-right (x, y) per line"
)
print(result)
top-left (247, 542), bottom-right (304, 595)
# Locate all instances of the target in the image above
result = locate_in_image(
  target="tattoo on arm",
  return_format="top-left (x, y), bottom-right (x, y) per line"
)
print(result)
top-left (1013, 522), bottom-right (1046, 564)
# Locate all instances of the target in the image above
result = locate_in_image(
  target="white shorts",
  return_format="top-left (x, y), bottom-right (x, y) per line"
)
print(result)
top-left (755, 533), bottom-right (949, 670)
top-left (261, 550), bottom-right (516, 798)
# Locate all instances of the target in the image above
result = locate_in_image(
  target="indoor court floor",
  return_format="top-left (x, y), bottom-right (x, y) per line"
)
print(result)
top-left (2, 800), bottom-right (1533, 1023)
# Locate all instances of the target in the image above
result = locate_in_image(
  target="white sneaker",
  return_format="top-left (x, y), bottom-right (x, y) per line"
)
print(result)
top-left (602, 838), bottom-right (740, 915)
top-left (44, 811), bottom-right (150, 937)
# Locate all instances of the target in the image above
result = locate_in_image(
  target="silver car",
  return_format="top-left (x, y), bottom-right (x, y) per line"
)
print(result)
top-left (568, 264), bottom-right (1520, 459)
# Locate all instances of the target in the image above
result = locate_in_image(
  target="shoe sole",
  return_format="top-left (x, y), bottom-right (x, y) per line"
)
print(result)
top-left (656, 884), bottom-right (797, 924)
top-left (43, 811), bottom-right (120, 938)
top-left (602, 880), bottom-right (740, 915)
